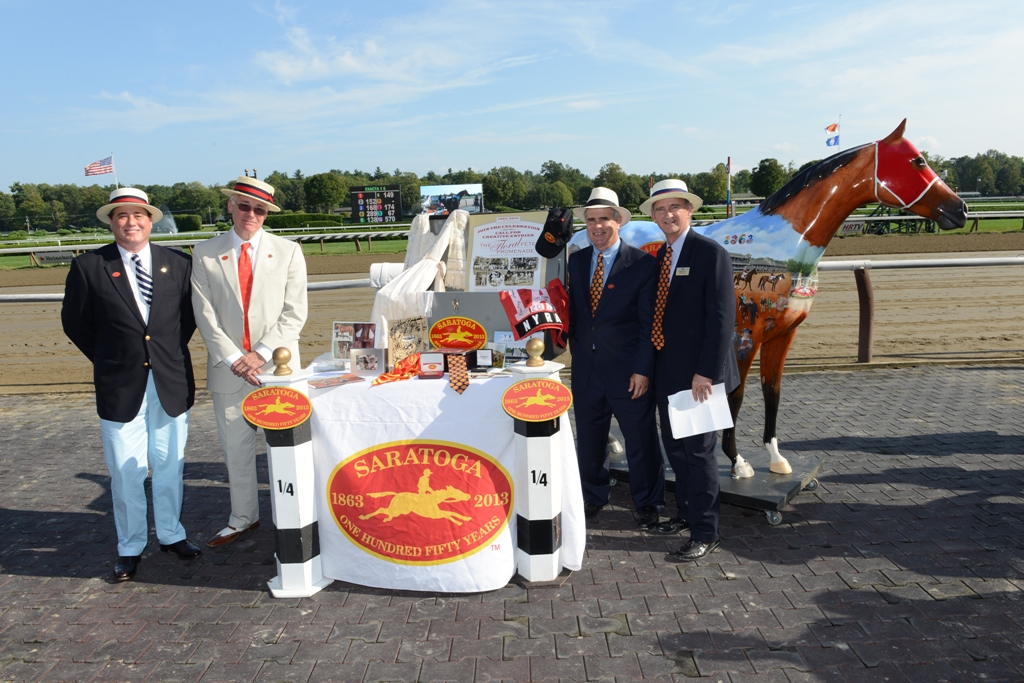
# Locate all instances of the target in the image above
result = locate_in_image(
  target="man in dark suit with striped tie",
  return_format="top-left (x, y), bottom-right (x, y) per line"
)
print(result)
top-left (62, 188), bottom-right (202, 582)
top-left (567, 187), bottom-right (664, 528)
top-left (641, 179), bottom-right (740, 562)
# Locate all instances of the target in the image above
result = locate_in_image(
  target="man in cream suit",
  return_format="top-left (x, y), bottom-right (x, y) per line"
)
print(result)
top-left (191, 176), bottom-right (307, 547)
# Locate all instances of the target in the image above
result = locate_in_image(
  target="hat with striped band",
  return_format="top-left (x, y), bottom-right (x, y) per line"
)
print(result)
top-left (220, 176), bottom-right (282, 212)
top-left (639, 178), bottom-right (703, 215)
top-left (96, 188), bottom-right (164, 224)
top-left (572, 187), bottom-right (631, 224)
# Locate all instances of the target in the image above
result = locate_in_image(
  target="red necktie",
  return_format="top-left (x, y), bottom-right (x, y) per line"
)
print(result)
top-left (238, 243), bottom-right (253, 352)
top-left (652, 245), bottom-right (672, 351)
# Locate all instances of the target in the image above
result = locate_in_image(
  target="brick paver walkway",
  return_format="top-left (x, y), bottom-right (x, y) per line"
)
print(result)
top-left (1, 365), bottom-right (1022, 682)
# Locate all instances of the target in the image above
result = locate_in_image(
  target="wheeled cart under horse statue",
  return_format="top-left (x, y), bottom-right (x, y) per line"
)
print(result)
top-left (570, 120), bottom-right (967, 479)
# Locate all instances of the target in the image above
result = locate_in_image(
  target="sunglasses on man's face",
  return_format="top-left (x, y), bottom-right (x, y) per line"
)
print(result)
top-left (236, 201), bottom-right (268, 216)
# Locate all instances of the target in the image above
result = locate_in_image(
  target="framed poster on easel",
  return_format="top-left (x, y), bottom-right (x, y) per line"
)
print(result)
top-left (466, 211), bottom-right (549, 292)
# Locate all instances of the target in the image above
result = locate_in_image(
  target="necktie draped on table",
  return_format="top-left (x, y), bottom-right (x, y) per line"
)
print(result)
top-left (238, 243), bottom-right (253, 352)
top-left (447, 354), bottom-right (469, 394)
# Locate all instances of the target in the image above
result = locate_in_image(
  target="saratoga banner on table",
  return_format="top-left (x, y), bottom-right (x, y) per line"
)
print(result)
top-left (309, 376), bottom-right (584, 592)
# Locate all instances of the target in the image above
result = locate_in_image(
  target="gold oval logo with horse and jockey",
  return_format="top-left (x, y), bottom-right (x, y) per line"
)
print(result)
top-left (326, 440), bottom-right (513, 565)
top-left (501, 379), bottom-right (573, 422)
top-left (241, 387), bottom-right (312, 430)
top-left (428, 316), bottom-right (487, 350)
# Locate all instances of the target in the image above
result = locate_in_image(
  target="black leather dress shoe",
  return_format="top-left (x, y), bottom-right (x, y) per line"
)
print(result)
top-left (667, 538), bottom-right (720, 562)
top-left (635, 506), bottom-right (660, 528)
top-left (652, 517), bottom-right (690, 534)
top-left (583, 503), bottom-right (602, 520)
top-left (113, 556), bottom-right (140, 582)
top-left (160, 539), bottom-right (203, 559)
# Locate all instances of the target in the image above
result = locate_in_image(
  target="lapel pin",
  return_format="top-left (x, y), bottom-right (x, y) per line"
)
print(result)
top-left (676, 267), bottom-right (690, 277)
top-left (160, 267), bottom-right (168, 273)
top-left (607, 283), bottom-right (615, 289)
top-left (221, 255), bottom-right (229, 261)
top-left (268, 254), bottom-right (273, 258)
top-left (112, 271), bottom-right (121, 277)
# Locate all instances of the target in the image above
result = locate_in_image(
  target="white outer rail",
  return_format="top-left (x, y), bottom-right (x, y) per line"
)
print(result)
top-left (818, 256), bottom-right (1024, 271)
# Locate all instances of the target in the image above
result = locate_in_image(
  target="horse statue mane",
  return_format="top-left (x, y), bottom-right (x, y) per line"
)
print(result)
top-left (757, 145), bottom-right (868, 216)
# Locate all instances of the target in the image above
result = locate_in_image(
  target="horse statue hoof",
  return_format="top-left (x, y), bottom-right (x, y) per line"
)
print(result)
top-left (765, 438), bottom-right (793, 474)
top-left (731, 455), bottom-right (755, 479)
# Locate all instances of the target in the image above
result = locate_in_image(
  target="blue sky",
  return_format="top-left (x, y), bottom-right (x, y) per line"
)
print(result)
top-left (2, 1), bottom-right (1022, 189)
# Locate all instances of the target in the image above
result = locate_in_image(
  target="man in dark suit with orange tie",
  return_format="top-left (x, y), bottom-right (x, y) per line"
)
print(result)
top-left (642, 179), bottom-right (739, 561)
top-left (62, 188), bottom-right (201, 581)
top-left (567, 187), bottom-right (664, 527)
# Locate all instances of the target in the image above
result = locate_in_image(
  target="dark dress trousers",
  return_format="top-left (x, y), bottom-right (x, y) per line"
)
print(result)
top-left (653, 230), bottom-right (739, 542)
top-left (568, 242), bottom-right (664, 510)
top-left (62, 243), bottom-right (197, 422)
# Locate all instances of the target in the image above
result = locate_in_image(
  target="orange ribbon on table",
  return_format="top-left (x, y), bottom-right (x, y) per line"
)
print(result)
top-left (371, 353), bottom-right (421, 386)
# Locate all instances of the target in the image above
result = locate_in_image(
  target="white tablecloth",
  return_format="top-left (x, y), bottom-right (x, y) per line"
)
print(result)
top-left (309, 375), bottom-right (584, 592)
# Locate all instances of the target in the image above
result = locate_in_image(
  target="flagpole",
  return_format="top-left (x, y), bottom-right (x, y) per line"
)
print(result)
top-left (837, 115), bottom-right (842, 151)
top-left (111, 154), bottom-right (119, 188)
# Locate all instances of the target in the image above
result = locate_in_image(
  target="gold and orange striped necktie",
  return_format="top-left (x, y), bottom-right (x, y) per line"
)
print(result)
top-left (651, 245), bottom-right (673, 350)
top-left (590, 253), bottom-right (604, 315)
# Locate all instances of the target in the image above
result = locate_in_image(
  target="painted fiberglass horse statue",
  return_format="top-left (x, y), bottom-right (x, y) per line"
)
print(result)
top-left (567, 119), bottom-right (967, 478)
top-left (706, 119), bottom-right (966, 477)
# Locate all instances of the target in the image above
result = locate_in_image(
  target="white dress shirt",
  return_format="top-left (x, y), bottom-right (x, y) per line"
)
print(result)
top-left (589, 236), bottom-right (622, 283)
top-left (117, 243), bottom-right (152, 324)
top-left (666, 227), bottom-right (690, 284)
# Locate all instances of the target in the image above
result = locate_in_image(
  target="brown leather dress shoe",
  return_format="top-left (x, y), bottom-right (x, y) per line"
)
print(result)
top-left (205, 521), bottom-right (260, 548)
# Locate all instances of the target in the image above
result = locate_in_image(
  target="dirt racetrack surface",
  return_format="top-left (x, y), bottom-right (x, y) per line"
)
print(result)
top-left (1, 237), bottom-right (1021, 393)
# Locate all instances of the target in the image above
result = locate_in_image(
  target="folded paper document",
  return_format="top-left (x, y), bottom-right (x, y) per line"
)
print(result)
top-left (667, 383), bottom-right (734, 438)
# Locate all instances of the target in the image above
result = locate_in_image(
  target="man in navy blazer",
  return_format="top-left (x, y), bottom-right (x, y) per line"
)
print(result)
top-left (567, 187), bottom-right (664, 527)
top-left (641, 179), bottom-right (740, 561)
top-left (62, 188), bottom-right (201, 581)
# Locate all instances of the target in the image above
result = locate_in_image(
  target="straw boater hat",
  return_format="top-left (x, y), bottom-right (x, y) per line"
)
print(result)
top-left (572, 187), bottom-right (631, 224)
top-left (96, 188), bottom-right (164, 224)
top-left (220, 176), bottom-right (282, 212)
top-left (639, 178), bottom-right (703, 215)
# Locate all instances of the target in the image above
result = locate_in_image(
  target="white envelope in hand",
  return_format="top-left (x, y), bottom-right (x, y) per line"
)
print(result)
top-left (667, 383), bottom-right (734, 439)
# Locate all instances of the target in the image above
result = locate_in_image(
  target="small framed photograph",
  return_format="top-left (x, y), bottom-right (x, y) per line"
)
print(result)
top-left (333, 321), bottom-right (378, 360)
top-left (473, 349), bottom-right (493, 369)
top-left (350, 348), bottom-right (385, 375)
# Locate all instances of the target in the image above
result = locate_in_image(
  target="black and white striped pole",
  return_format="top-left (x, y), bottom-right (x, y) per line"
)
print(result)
top-left (247, 348), bottom-right (332, 598)
top-left (504, 338), bottom-right (571, 583)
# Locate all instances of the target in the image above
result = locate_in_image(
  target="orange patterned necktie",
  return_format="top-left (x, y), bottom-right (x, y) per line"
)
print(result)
top-left (238, 243), bottom-right (253, 352)
top-left (651, 244), bottom-right (673, 350)
top-left (448, 354), bottom-right (469, 394)
top-left (590, 253), bottom-right (604, 315)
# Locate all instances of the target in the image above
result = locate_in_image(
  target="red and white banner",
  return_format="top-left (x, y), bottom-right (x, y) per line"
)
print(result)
top-left (310, 375), bottom-right (584, 592)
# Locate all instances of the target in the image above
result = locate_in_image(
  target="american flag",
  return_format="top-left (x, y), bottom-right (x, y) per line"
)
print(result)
top-left (84, 156), bottom-right (113, 176)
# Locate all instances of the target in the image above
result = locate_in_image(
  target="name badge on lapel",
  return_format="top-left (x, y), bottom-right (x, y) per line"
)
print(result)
top-left (675, 267), bottom-right (690, 277)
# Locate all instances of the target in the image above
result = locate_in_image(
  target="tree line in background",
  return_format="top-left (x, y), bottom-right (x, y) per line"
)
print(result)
top-left (2, 149), bottom-right (1022, 233)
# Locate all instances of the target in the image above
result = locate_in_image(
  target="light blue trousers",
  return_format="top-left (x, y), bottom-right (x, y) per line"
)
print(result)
top-left (99, 373), bottom-right (188, 556)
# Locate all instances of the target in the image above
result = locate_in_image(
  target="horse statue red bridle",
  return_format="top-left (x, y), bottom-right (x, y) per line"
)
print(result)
top-left (703, 119), bottom-right (967, 477)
